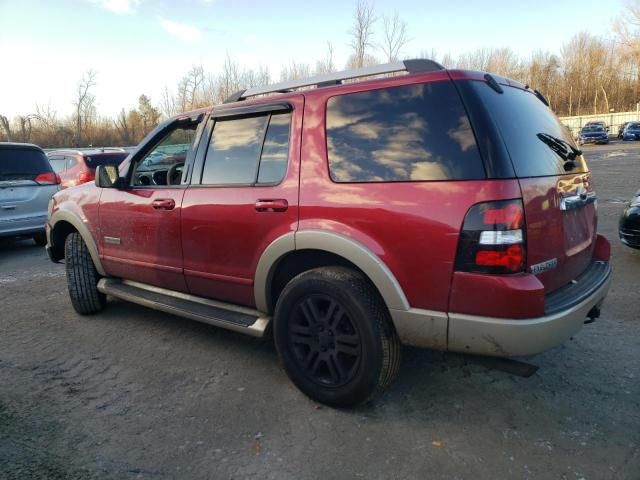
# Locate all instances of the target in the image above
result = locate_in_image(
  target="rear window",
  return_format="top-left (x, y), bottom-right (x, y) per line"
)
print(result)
top-left (326, 81), bottom-right (485, 182)
top-left (471, 82), bottom-right (588, 177)
top-left (85, 153), bottom-right (128, 169)
top-left (0, 148), bottom-right (52, 180)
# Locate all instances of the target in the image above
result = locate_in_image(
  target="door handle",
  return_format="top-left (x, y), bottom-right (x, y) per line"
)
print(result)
top-left (152, 198), bottom-right (176, 210)
top-left (255, 199), bottom-right (288, 212)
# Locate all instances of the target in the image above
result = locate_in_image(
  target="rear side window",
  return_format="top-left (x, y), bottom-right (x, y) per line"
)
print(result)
top-left (0, 148), bottom-right (52, 181)
top-left (202, 112), bottom-right (291, 185)
top-left (471, 82), bottom-right (588, 177)
top-left (326, 81), bottom-right (485, 182)
top-left (48, 155), bottom-right (66, 173)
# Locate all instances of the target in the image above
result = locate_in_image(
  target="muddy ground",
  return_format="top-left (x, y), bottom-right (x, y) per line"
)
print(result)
top-left (1, 142), bottom-right (639, 479)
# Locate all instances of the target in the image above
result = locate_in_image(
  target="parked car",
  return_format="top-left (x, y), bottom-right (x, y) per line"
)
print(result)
top-left (1, 143), bottom-right (60, 245)
top-left (47, 148), bottom-right (129, 189)
top-left (578, 125), bottom-right (609, 145)
top-left (619, 190), bottom-right (640, 249)
top-left (622, 122), bottom-right (640, 141)
top-left (618, 122), bottom-right (631, 139)
top-left (46, 60), bottom-right (612, 407)
top-left (584, 120), bottom-right (609, 132)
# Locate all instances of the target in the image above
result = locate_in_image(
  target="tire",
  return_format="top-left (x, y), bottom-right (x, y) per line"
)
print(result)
top-left (33, 232), bottom-right (47, 246)
top-left (273, 267), bottom-right (401, 407)
top-left (65, 232), bottom-right (106, 315)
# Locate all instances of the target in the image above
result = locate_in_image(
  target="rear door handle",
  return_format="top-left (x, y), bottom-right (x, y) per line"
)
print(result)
top-left (152, 198), bottom-right (176, 210)
top-left (255, 199), bottom-right (288, 212)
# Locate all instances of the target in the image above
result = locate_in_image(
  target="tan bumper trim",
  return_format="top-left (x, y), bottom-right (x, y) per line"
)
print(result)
top-left (447, 272), bottom-right (611, 357)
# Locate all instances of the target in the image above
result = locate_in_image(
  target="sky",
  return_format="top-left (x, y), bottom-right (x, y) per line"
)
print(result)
top-left (0, 0), bottom-right (625, 119)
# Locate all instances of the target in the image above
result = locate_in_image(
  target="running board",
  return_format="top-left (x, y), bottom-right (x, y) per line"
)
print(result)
top-left (97, 278), bottom-right (270, 337)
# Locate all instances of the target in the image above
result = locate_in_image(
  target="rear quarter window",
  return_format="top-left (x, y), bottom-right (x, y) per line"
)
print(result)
top-left (0, 148), bottom-right (52, 180)
top-left (326, 81), bottom-right (485, 182)
top-left (470, 81), bottom-right (588, 177)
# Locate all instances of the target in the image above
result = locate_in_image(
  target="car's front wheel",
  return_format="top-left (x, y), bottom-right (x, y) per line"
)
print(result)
top-left (65, 232), bottom-right (106, 315)
top-left (273, 267), bottom-right (401, 407)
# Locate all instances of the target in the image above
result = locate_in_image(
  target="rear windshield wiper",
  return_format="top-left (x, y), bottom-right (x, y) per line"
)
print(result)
top-left (536, 133), bottom-right (582, 163)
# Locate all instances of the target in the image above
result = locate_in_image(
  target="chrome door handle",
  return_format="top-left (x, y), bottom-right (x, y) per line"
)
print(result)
top-left (255, 199), bottom-right (288, 212)
top-left (152, 198), bottom-right (176, 210)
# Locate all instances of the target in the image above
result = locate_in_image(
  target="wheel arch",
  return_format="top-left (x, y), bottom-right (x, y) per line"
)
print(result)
top-left (254, 230), bottom-right (410, 314)
top-left (49, 210), bottom-right (106, 276)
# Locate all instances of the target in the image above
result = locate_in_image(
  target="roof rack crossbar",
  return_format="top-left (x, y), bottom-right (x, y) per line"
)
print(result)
top-left (226, 58), bottom-right (443, 102)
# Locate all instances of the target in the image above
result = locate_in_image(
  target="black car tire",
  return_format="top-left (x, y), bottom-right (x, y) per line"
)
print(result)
top-left (33, 232), bottom-right (47, 246)
top-left (65, 232), bottom-right (106, 315)
top-left (273, 267), bottom-right (401, 407)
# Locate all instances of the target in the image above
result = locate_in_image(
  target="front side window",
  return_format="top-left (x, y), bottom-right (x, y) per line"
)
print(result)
top-left (132, 124), bottom-right (197, 186)
top-left (326, 82), bottom-right (485, 183)
top-left (201, 111), bottom-right (291, 185)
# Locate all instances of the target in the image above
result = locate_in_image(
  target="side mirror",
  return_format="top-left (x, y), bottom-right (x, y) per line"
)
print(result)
top-left (95, 165), bottom-right (123, 188)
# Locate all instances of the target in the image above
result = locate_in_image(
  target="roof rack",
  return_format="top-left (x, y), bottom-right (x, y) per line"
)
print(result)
top-left (224, 58), bottom-right (444, 103)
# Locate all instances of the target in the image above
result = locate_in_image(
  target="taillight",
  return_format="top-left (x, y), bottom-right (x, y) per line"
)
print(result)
top-left (35, 172), bottom-right (61, 185)
top-left (77, 170), bottom-right (93, 184)
top-left (455, 199), bottom-right (526, 274)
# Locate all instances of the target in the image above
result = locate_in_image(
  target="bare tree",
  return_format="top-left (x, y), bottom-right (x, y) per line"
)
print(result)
top-left (380, 12), bottom-right (409, 62)
top-left (0, 115), bottom-right (12, 141)
top-left (73, 69), bottom-right (97, 146)
top-left (279, 60), bottom-right (311, 82)
top-left (315, 42), bottom-right (336, 74)
top-left (349, 0), bottom-right (376, 68)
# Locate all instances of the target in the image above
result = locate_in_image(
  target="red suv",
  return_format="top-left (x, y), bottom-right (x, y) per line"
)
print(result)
top-left (47, 148), bottom-right (129, 189)
top-left (46, 60), bottom-right (611, 407)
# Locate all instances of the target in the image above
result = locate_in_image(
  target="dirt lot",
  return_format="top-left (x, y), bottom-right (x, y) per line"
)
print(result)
top-left (1, 142), bottom-right (639, 480)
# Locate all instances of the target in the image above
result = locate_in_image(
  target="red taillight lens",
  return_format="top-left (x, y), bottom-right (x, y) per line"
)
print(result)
top-left (475, 245), bottom-right (525, 272)
top-left (455, 199), bottom-right (526, 274)
top-left (77, 170), bottom-right (93, 184)
top-left (35, 172), bottom-right (61, 185)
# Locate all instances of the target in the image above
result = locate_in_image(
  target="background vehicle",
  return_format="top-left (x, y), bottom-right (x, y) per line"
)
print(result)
top-left (622, 122), bottom-right (640, 141)
top-left (619, 190), bottom-right (640, 249)
top-left (47, 148), bottom-right (129, 189)
top-left (46, 61), bottom-right (611, 407)
top-left (618, 121), bottom-right (631, 139)
top-left (1, 143), bottom-right (60, 245)
top-left (579, 125), bottom-right (609, 145)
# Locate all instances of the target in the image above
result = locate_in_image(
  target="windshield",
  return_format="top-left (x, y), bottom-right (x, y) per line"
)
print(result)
top-left (471, 82), bottom-right (588, 177)
top-left (628, 123), bottom-right (640, 129)
top-left (582, 126), bottom-right (604, 133)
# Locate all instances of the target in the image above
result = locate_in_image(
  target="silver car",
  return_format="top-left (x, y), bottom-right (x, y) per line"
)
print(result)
top-left (0, 143), bottom-right (60, 245)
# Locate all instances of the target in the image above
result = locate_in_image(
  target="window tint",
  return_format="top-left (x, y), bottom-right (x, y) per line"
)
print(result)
top-left (48, 156), bottom-right (66, 173)
top-left (0, 148), bottom-right (52, 180)
top-left (257, 112), bottom-right (291, 184)
top-left (202, 115), bottom-right (269, 185)
top-left (326, 82), bottom-right (485, 183)
top-left (471, 81), bottom-right (588, 177)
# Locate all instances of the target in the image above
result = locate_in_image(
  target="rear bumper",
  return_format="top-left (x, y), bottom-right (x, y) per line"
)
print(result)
top-left (447, 260), bottom-right (611, 357)
top-left (0, 214), bottom-right (47, 237)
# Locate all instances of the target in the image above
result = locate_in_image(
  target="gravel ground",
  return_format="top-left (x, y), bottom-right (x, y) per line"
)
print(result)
top-left (1, 142), bottom-right (639, 480)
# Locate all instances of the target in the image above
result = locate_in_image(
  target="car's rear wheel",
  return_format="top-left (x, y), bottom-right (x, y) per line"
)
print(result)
top-left (65, 232), bottom-right (106, 315)
top-left (273, 267), bottom-right (401, 407)
top-left (33, 232), bottom-right (47, 246)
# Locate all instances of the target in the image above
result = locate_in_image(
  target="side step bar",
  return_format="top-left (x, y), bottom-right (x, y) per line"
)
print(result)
top-left (97, 278), bottom-right (271, 337)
